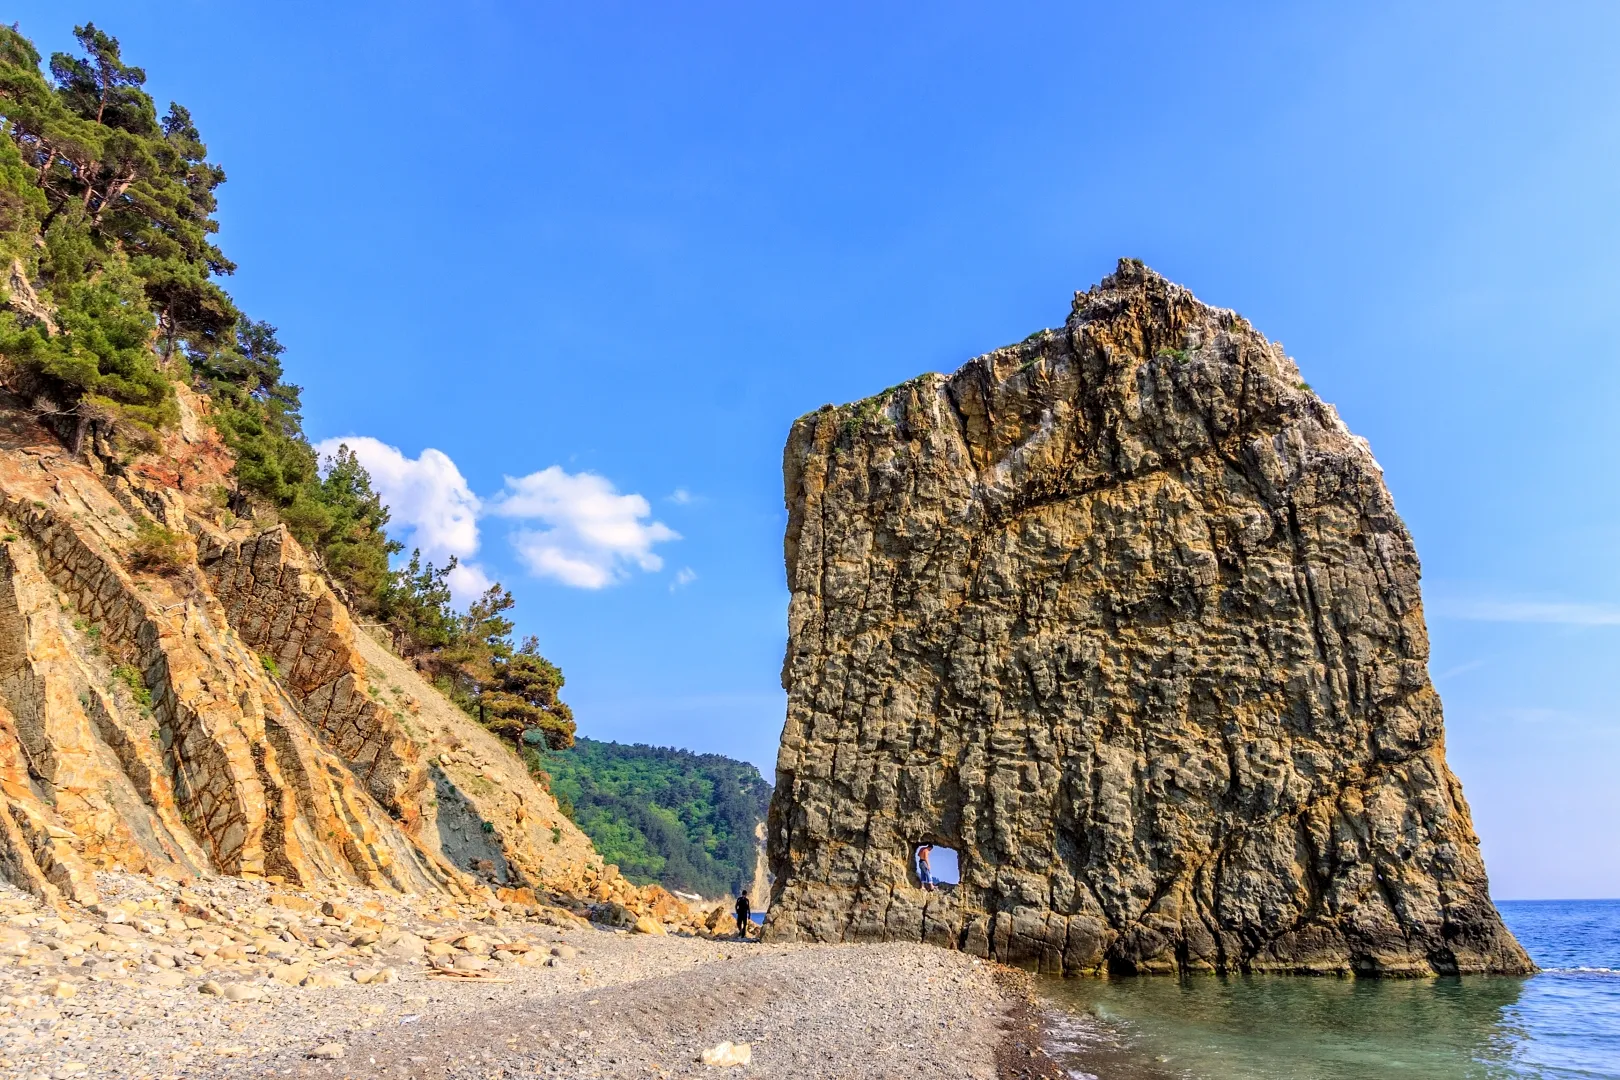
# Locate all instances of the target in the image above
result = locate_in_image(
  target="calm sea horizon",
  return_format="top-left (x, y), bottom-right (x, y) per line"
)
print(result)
top-left (1037, 898), bottom-right (1620, 1079)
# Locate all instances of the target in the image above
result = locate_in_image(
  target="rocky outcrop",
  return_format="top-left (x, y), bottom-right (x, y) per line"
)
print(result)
top-left (0, 397), bottom-right (679, 924)
top-left (765, 261), bottom-right (1532, 977)
top-left (0, 445), bottom-right (468, 900)
top-left (5, 257), bottom-right (57, 335)
top-left (198, 527), bottom-right (425, 826)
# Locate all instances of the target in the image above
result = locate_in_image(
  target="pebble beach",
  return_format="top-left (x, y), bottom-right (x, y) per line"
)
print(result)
top-left (0, 873), bottom-right (1046, 1080)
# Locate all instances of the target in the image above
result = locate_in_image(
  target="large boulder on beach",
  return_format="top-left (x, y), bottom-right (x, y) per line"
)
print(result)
top-left (763, 260), bottom-right (1533, 977)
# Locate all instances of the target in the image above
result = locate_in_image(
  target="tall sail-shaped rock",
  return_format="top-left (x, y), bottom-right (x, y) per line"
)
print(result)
top-left (765, 260), bottom-right (1531, 976)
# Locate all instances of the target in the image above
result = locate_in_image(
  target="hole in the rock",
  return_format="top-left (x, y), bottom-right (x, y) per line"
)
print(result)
top-left (914, 843), bottom-right (960, 889)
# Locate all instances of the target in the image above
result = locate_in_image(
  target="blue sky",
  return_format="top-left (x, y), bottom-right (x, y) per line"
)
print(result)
top-left (14, 2), bottom-right (1620, 899)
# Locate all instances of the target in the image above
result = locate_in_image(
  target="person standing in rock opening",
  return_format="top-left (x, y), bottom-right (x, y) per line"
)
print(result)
top-left (734, 892), bottom-right (752, 938)
top-left (917, 844), bottom-right (935, 892)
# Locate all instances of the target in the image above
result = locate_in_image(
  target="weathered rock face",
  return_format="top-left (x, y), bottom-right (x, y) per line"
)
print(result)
top-left (765, 261), bottom-right (1532, 977)
top-left (198, 527), bottom-right (427, 828)
top-left (0, 393), bottom-right (673, 920)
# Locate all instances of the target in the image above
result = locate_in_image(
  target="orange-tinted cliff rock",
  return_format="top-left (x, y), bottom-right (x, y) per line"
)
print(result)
top-left (0, 388), bottom-right (675, 922)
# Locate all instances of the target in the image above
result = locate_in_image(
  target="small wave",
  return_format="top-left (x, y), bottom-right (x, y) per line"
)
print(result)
top-left (1540, 966), bottom-right (1620, 977)
top-left (1043, 1009), bottom-right (1128, 1057)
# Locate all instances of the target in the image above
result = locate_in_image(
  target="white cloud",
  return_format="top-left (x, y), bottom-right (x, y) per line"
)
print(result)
top-left (489, 466), bottom-right (679, 589)
top-left (315, 439), bottom-right (674, 594)
top-left (1431, 597), bottom-right (1620, 626)
top-left (315, 436), bottom-right (490, 602)
top-left (668, 488), bottom-right (693, 504)
top-left (671, 567), bottom-right (697, 592)
top-left (447, 560), bottom-right (494, 599)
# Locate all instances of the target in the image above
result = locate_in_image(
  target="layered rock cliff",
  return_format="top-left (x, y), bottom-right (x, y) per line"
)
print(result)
top-left (0, 388), bottom-right (669, 920)
top-left (765, 261), bottom-right (1531, 977)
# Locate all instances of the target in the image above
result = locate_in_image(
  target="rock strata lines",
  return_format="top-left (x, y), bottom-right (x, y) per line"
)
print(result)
top-left (0, 403), bottom-right (669, 916)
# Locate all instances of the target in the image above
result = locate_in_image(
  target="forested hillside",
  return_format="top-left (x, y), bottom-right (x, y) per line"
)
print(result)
top-left (541, 738), bottom-right (771, 898)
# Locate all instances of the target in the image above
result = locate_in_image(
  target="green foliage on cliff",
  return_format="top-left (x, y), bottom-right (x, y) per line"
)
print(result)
top-left (0, 21), bottom-right (392, 586)
top-left (0, 23), bottom-right (232, 442)
top-left (0, 21), bottom-right (575, 752)
top-left (192, 318), bottom-right (404, 612)
top-left (536, 738), bottom-right (770, 897)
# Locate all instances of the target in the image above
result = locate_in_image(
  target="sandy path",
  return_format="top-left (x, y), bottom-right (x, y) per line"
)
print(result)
top-left (258, 941), bottom-right (1008, 1080)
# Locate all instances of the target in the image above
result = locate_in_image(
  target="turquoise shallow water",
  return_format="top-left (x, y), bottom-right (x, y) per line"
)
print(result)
top-left (1037, 899), bottom-right (1620, 1079)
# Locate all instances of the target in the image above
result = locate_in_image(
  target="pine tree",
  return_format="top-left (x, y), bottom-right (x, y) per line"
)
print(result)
top-left (377, 552), bottom-right (459, 657)
top-left (48, 23), bottom-right (151, 131)
top-left (480, 637), bottom-right (576, 751)
top-left (432, 584), bottom-right (515, 711)
top-left (0, 21), bottom-right (231, 444)
top-left (313, 445), bottom-right (398, 610)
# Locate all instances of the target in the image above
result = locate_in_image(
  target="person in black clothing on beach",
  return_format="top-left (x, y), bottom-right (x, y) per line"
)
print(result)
top-left (734, 892), bottom-right (752, 938)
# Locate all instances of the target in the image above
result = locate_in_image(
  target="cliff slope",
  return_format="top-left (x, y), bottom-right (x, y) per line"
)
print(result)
top-left (766, 260), bottom-right (1531, 977)
top-left (0, 19), bottom-right (689, 928)
top-left (0, 390), bottom-right (666, 918)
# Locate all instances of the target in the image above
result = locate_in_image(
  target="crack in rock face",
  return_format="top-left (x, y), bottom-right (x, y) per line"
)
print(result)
top-left (764, 260), bottom-right (1533, 977)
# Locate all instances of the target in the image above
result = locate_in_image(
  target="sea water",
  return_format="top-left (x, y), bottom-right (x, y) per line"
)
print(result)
top-left (1038, 899), bottom-right (1620, 1079)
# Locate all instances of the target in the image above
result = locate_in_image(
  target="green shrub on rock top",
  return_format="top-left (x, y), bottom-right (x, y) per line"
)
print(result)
top-left (128, 518), bottom-right (186, 573)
